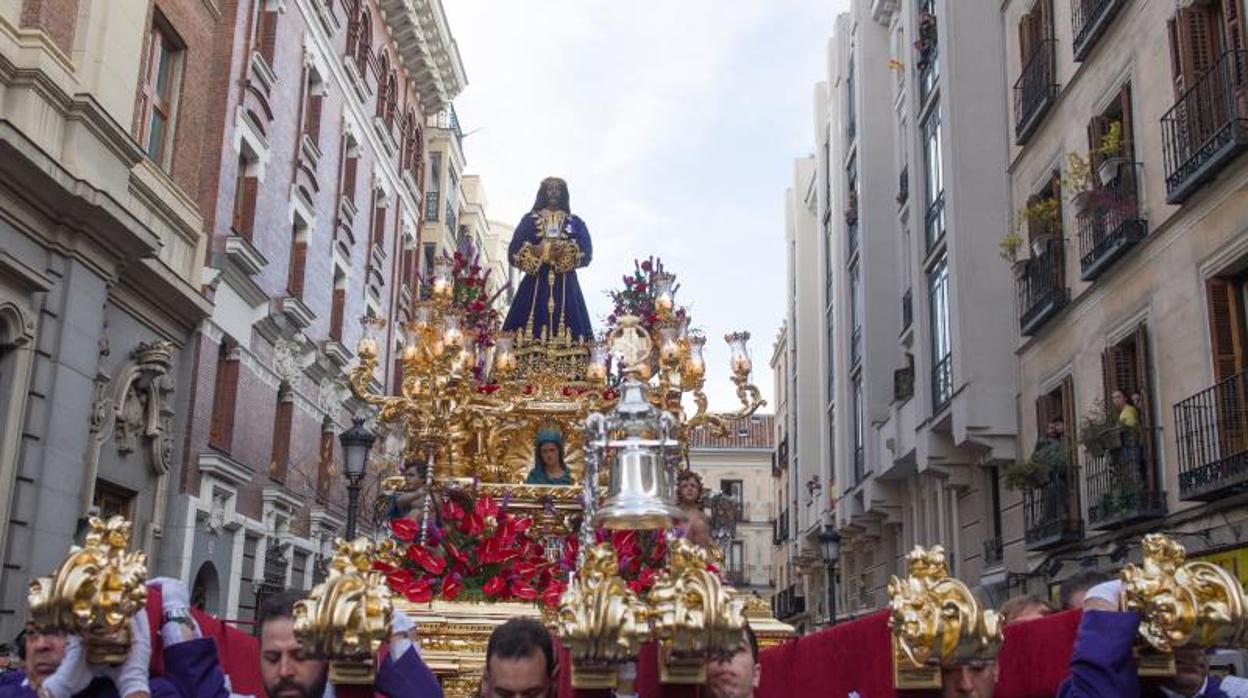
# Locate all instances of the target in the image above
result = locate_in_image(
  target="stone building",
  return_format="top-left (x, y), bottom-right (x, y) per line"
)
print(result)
top-left (161, 0), bottom-right (464, 620)
top-left (814, 0), bottom-right (1017, 618)
top-left (769, 324), bottom-right (799, 623)
top-left (0, 0), bottom-right (217, 639)
top-left (1003, 0), bottom-right (1248, 600)
top-left (688, 415), bottom-right (776, 599)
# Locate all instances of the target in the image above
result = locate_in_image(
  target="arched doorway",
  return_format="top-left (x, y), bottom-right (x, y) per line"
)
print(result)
top-left (191, 561), bottom-right (221, 616)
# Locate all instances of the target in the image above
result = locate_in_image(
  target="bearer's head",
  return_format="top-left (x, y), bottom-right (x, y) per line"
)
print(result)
top-left (482, 617), bottom-right (556, 698)
top-left (706, 624), bottom-right (761, 698)
top-left (941, 660), bottom-right (997, 698)
top-left (19, 625), bottom-right (67, 685)
top-left (258, 590), bottom-right (328, 698)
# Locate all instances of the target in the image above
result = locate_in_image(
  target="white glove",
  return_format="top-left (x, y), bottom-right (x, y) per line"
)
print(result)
top-left (391, 610), bottom-right (416, 636)
top-left (40, 636), bottom-right (94, 698)
top-left (1084, 580), bottom-right (1124, 609)
top-left (389, 610), bottom-right (416, 660)
top-left (149, 577), bottom-right (190, 612)
top-left (105, 613), bottom-right (152, 698)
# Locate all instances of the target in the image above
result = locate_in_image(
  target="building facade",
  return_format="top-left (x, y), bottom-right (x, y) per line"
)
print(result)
top-left (1003, 0), bottom-right (1248, 599)
top-left (814, 0), bottom-right (1018, 620)
top-left (161, 0), bottom-right (465, 621)
top-left (689, 415), bottom-right (776, 598)
top-left (0, 0), bottom-right (216, 639)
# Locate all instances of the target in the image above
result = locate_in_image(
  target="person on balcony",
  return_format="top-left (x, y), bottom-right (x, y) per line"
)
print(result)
top-left (525, 429), bottom-right (573, 486)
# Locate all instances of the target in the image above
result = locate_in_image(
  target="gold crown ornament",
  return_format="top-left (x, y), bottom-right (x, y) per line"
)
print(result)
top-left (27, 516), bottom-right (149, 666)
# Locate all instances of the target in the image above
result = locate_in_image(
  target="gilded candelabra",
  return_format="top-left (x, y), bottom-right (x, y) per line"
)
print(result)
top-left (28, 516), bottom-right (148, 665)
top-left (293, 538), bottom-right (394, 684)
top-left (887, 545), bottom-right (1002, 689)
top-left (1121, 533), bottom-right (1248, 675)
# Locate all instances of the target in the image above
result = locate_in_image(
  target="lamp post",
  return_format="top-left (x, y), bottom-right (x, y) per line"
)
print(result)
top-left (819, 524), bottom-right (841, 626)
top-left (339, 417), bottom-right (376, 540)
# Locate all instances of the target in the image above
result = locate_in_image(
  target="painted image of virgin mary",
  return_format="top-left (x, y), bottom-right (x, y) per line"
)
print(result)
top-left (526, 429), bottom-right (573, 486)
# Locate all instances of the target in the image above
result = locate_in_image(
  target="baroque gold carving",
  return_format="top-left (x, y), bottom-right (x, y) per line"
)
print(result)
top-left (293, 538), bottom-right (394, 684)
top-left (557, 543), bottom-right (650, 689)
top-left (887, 545), bottom-right (1002, 689)
top-left (28, 516), bottom-right (149, 665)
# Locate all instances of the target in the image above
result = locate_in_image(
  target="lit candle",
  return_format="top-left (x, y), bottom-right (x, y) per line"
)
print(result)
top-left (685, 335), bottom-right (707, 378)
top-left (653, 272), bottom-right (676, 315)
top-left (357, 316), bottom-right (384, 356)
top-left (725, 331), bottom-right (753, 376)
top-left (432, 258), bottom-right (453, 300)
top-left (494, 333), bottom-right (516, 374)
top-left (442, 312), bottom-right (464, 349)
top-left (586, 340), bottom-right (608, 381)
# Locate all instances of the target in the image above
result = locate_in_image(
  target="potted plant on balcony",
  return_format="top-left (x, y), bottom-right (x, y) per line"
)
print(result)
top-left (1064, 152), bottom-right (1095, 213)
top-left (1024, 198), bottom-right (1061, 257)
top-left (1097, 121), bottom-right (1128, 186)
top-left (1078, 400), bottom-right (1118, 458)
top-left (1004, 440), bottom-right (1068, 491)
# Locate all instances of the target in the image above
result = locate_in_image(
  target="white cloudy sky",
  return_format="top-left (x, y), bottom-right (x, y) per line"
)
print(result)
top-left (442, 1), bottom-right (845, 410)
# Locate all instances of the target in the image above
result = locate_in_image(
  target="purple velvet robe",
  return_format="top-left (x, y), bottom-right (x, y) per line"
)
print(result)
top-left (1059, 611), bottom-right (1230, 698)
top-left (374, 647), bottom-right (442, 698)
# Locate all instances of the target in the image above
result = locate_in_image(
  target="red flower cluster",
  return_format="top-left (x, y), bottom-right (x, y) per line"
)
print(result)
top-left (605, 257), bottom-right (688, 333)
top-left (380, 491), bottom-right (680, 606)
top-left (420, 240), bottom-right (508, 374)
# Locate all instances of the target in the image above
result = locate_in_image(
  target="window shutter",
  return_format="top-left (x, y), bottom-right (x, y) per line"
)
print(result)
top-left (305, 94), bottom-right (322, 146)
top-left (1035, 393), bottom-right (1053, 442)
top-left (1168, 17), bottom-right (1185, 96)
top-left (1019, 11), bottom-right (1036, 64)
top-left (259, 10), bottom-right (278, 66)
top-left (270, 389), bottom-right (293, 482)
top-left (316, 429), bottom-right (333, 499)
top-left (330, 288), bottom-right (345, 340)
top-left (1060, 375), bottom-right (1077, 456)
top-left (1087, 115), bottom-right (1108, 170)
top-left (393, 356), bottom-right (404, 395)
top-left (1119, 83), bottom-right (1135, 158)
top-left (372, 202), bottom-right (386, 249)
top-left (1176, 7), bottom-right (1216, 93)
top-left (210, 348), bottom-right (240, 452)
top-left (235, 176), bottom-right (259, 241)
top-left (1038, 0), bottom-right (1054, 39)
top-left (288, 239), bottom-right (307, 298)
top-left (1100, 346), bottom-right (1116, 405)
top-left (342, 155), bottom-right (357, 205)
top-left (1134, 323), bottom-right (1152, 428)
top-left (1207, 277), bottom-right (1246, 384)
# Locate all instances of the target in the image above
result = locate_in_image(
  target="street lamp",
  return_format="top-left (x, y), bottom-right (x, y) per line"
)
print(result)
top-left (819, 524), bottom-right (841, 626)
top-left (339, 417), bottom-right (376, 540)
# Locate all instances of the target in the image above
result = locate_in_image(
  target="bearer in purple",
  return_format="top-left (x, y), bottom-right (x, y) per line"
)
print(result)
top-left (1059, 580), bottom-right (1248, 697)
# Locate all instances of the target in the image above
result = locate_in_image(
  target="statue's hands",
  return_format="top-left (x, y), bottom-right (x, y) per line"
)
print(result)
top-left (39, 636), bottom-right (94, 698)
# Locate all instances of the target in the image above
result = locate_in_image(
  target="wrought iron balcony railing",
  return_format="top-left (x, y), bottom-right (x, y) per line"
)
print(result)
top-left (1014, 38), bottom-right (1059, 144)
top-left (1017, 237), bottom-right (1069, 336)
top-left (1176, 369), bottom-right (1248, 501)
top-left (424, 190), bottom-right (440, 221)
top-left (1023, 465), bottom-right (1084, 550)
top-left (932, 352), bottom-right (952, 413)
top-left (1071, 0), bottom-right (1127, 62)
top-left (983, 536), bottom-right (1004, 568)
top-left (1076, 161), bottom-right (1147, 280)
top-left (1162, 50), bottom-right (1248, 204)
top-left (1086, 427), bottom-right (1166, 529)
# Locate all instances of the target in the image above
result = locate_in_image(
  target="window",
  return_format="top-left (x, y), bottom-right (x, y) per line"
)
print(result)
top-left (846, 156), bottom-right (859, 257)
top-left (329, 267), bottom-right (347, 341)
top-left (446, 168), bottom-right (459, 232)
top-left (1207, 276), bottom-right (1248, 384)
top-left (1088, 84), bottom-right (1135, 170)
top-left (721, 479), bottom-right (744, 501)
top-left (922, 105), bottom-right (944, 249)
top-left (239, 535), bottom-right (259, 620)
top-left (849, 263), bottom-right (862, 367)
top-left (270, 383), bottom-right (294, 482)
top-left (209, 341), bottom-right (240, 452)
top-left (231, 154), bottom-right (260, 241)
top-left (425, 152), bottom-right (442, 221)
top-left (316, 420), bottom-right (334, 500)
top-left (422, 242), bottom-right (437, 276)
top-left (852, 376), bottom-right (865, 482)
top-left (929, 254), bottom-right (952, 411)
top-left (1102, 323), bottom-right (1153, 426)
top-left (1166, 4), bottom-right (1230, 96)
top-left (369, 189), bottom-right (387, 252)
top-left (340, 142), bottom-right (358, 206)
top-left (402, 111), bottom-right (423, 181)
top-left (825, 308), bottom-right (835, 395)
top-left (252, 0), bottom-right (278, 66)
top-left (287, 220), bottom-right (308, 299)
top-left (349, 8), bottom-right (372, 73)
top-left (846, 56), bottom-right (857, 141)
top-left (93, 481), bottom-right (134, 520)
top-left (303, 73), bottom-right (323, 148)
top-left (730, 541), bottom-right (745, 575)
top-left (916, 0), bottom-right (939, 103)
top-left (138, 15), bottom-right (184, 168)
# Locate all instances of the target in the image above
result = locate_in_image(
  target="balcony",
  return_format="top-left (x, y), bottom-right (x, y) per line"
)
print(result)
top-left (897, 165), bottom-right (909, 207)
top-left (772, 584), bottom-right (807, 621)
top-left (901, 288), bottom-right (913, 332)
top-left (1176, 369), bottom-right (1248, 501)
top-left (1024, 466), bottom-right (1084, 550)
top-left (1162, 50), bottom-right (1248, 204)
top-left (1014, 39), bottom-right (1059, 144)
top-left (1086, 427), bottom-right (1166, 529)
top-left (894, 365), bottom-right (915, 404)
top-left (1017, 237), bottom-right (1069, 336)
top-left (850, 326), bottom-right (862, 367)
top-left (1076, 162), bottom-right (1147, 281)
top-left (983, 536), bottom-right (1003, 568)
top-left (773, 438), bottom-right (790, 476)
top-left (1071, 0), bottom-right (1126, 62)
top-left (773, 508), bottom-right (790, 545)
top-left (424, 190), bottom-right (440, 221)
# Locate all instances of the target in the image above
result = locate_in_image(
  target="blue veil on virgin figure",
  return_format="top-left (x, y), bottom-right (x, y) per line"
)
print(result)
top-left (501, 177), bottom-right (594, 342)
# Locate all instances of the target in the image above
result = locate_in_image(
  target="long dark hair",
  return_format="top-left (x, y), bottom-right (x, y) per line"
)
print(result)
top-left (531, 177), bottom-right (570, 213)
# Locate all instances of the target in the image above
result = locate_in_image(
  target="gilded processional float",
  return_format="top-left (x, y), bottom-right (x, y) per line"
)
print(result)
top-left (341, 176), bottom-right (789, 694)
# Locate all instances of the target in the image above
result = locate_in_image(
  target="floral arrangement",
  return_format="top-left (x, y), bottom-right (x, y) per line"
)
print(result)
top-left (379, 489), bottom-right (682, 607)
top-left (421, 238), bottom-right (508, 349)
top-left (605, 257), bottom-right (687, 332)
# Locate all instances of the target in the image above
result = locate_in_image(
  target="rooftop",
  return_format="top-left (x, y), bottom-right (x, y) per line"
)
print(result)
top-left (688, 414), bottom-right (775, 450)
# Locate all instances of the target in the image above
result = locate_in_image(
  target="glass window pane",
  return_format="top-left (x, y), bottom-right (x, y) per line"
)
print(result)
top-left (154, 41), bottom-right (172, 97)
top-left (147, 113), bottom-right (166, 160)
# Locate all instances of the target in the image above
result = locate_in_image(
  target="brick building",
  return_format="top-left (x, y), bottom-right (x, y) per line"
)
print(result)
top-left (0, 0), bottom-right (218, 639)
top-left (157, 0), bottom-right (464, 620)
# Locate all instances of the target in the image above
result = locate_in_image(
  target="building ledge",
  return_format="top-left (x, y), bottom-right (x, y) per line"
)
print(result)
top-left (225, 234), bottom-right (268, 276)
top-left (373, 116), bottom-right (398, 158)
top-left (342, 55), bottom-right (370, 104)
top-left (278, 295), bottom-right (316, 330)
top-left (338, 194), bottom-right (358, 228)
top-left (198, 451), bottom-right (256, 488)
top-left (250, 51), bottom-right (278, 95)
top-left (378, 0), bottom-right (467, 113)
top-left (300, 134), bottom-right (322, 170)
top-left (321, 339), bottom-right (352, 367)
top-left (263, 482), bottom-right (303, 513)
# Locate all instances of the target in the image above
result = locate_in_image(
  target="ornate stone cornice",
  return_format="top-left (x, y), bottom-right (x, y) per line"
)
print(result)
top-left (377, 0), bottom-right (467, 113)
